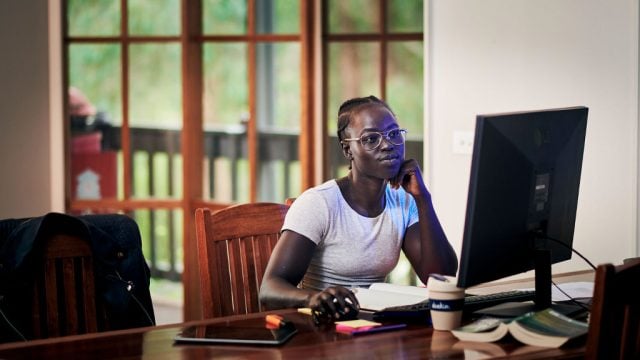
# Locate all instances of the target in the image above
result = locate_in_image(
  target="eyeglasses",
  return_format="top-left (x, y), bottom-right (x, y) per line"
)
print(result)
top-left (341, 128), bottom-right (407, 151)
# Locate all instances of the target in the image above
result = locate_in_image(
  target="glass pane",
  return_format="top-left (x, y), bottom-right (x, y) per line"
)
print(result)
top-left (256, 0), bottom-right (300, 34)
top-left (388, 0), bottom-right (423, 33)
top-left (387, 42), bottom-right (423, 136)
top-left (327, 42), bottom-right (380, 134)
top-left (327, 42), bottom-right (380, 180)
top-left (69, 44), bottom-right (122, 201)
top-left (67, 0), bottom-right (120, 36)
top-left (69, 44), bottom-right (122, 126)
top-left (129, 44), bottom-right (182, 199)
top-left (256, 43), bottom-right (300, 202)
top-left (203, 43), bottom-right (248, 127)
top-left (387, 41), bottom-right (424, 168)
top-left (128, 0), bottom-right (180, 36)
top-left (203, 0), bottom-right (247, 35)
top-left (256, 43), bottom-right (300, 131)
top-left (327, 0), bottom-right (379, 34)
top-left (203, 43), bottom-right (248, 202)
top-left (129, 44), bottom-right (182, 128)
top-left (133, 208), bottom-right (183, 280)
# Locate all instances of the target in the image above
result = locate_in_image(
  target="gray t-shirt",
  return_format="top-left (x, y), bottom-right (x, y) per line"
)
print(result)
top-left (282, 180), bottom-right (419, 291)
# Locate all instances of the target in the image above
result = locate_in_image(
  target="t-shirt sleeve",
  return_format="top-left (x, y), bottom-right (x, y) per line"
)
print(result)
top-left (282, 190), bottom-right (328, 245)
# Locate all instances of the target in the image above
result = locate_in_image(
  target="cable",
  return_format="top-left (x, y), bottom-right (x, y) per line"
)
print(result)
top-left (0, 305), bottom-right (27, 342)
top-left (109, 271), bottom-right (156, 326)
top-left (130, 292), bottom-right (156, 326)
top-left (538, 234), bottom-right (597, 270)
top-left (550, 280), bottom-right (592, 312)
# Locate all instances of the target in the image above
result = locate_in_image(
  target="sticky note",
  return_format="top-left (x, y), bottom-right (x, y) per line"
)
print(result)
top-left (334, 319), bottom-right (381, 329)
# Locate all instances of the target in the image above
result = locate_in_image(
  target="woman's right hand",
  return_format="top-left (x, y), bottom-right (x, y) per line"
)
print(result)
top-left (307, 286), bottom-right (360, 321)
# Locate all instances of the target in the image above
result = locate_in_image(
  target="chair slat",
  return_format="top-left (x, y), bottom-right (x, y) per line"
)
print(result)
top-left (82, 256), bottom-right (98, 333)
top-left (62, 257), bottom-right (79, 335)
top-left (44, 258), bottom-right (59, 337)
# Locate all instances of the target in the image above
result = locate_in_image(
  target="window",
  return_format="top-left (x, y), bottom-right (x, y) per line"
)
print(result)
top-left (324, 0), bottom-right (424, 178)
top-left (64, 0), bottom-right (423, 320)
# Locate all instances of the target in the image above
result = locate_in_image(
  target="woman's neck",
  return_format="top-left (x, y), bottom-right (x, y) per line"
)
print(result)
top-left (336, 174), bottom-right (387, 217)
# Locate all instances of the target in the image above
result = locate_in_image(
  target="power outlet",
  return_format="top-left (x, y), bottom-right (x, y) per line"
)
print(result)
top-left (453, 131), bottom-right (474, 155)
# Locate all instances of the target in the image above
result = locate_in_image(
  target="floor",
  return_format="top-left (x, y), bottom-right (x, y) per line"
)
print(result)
top-left (149, 279), bottom-right (183, 325)
top-left (153, 300), bottom-right (183, 325)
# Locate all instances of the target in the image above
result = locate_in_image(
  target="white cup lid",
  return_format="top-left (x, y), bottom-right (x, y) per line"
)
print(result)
top-left (426, 275), bottom-right (464, 292)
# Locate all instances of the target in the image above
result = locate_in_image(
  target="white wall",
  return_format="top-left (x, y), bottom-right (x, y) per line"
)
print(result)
top-left (0, 0), bottom-right (63, 219)
top-left (426, 0), bottom-right (639, 277)
top-left (0, 0), bottom-right (59, 219)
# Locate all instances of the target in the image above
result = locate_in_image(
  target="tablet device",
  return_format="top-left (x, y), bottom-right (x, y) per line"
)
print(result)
top-left (174, 322), bottom-right (297, 346)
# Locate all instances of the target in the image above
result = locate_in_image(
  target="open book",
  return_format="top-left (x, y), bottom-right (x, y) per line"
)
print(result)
top-left (451, 309), bottom-right (589, 348)
top-left (351, 283), bottom-right (428, 311)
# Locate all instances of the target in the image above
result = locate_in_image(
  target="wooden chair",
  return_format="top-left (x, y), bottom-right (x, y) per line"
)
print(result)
top-left (195, 203), bottom-right (289, 319)
top-left (586, 258), bottom-right (640, 360)
top-left (31, 233), bottom-right (106, 339)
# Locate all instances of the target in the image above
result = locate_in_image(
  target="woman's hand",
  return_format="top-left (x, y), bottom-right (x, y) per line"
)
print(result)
top-left (307, 286), bottom-right (359, 321)
top-left (389, 159), bottom-right (428, 197)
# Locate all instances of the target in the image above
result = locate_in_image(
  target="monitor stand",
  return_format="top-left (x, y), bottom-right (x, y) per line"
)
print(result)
top-left (472, 250), bottom-right (587, 319)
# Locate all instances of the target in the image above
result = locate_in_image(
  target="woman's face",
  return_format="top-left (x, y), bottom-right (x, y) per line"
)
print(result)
top-left (344, 105), bottom-right (405, 180)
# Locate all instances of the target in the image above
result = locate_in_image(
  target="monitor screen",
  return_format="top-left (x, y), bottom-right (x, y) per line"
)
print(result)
top-left (457, 107), bottom-right (588, 307)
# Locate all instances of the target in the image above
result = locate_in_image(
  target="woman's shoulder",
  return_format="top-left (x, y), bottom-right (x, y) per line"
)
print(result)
top-left (300, 179), bottom-right (339, 198)
top-left (294, 180), bottom-right (340, 207)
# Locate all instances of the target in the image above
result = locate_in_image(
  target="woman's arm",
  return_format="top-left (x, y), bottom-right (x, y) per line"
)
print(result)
top-left (259, 230), bottom-right (359, 318)
top-left (391, 159), bottom-right (458, 284)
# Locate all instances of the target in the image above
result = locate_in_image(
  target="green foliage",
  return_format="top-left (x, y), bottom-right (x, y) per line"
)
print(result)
top-left (128, 0), bottom-right (180, 35)
top-left (328, 0), bottom-right (379, 33)
top-left (388, 0), bottom-right (423, 33)
top-left (387, 41), bottom-right (424, 136)
top-left (203, 0), bottom-right (247, 34)
top-left (67, 0), bottom-right (120, 36)
top-left (271, 0), bottom-right (300, 33)
top-left (129, 44), bottom-right (182, 127)
top-left (203, 44), bottom-right (248, 127)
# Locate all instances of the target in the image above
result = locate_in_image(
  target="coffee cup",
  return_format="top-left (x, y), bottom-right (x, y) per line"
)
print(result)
top-left (427, 275), bottom-right (465, 331)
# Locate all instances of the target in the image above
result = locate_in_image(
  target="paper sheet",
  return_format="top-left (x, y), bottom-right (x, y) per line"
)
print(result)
top-left (520, 281), bottom-right (594, 302)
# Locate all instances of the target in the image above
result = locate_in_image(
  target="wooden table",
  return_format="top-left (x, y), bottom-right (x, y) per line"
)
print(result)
top-left (0, 271), bottom-right (593, 359)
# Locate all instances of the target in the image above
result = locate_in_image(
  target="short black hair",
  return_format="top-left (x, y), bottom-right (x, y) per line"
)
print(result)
top-left (336, 95), bottom-right (395, 141)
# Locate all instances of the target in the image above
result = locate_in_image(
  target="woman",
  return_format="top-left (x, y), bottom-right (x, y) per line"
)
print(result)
top-left (259, 96), bottom-right (458, 320)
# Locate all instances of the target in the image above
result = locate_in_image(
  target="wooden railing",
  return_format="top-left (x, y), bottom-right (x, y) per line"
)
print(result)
top-left (98, 126), bottom-right (423, 281)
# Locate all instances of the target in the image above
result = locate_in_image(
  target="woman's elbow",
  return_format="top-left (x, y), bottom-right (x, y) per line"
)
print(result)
top-left (258, 280), bottom-right (273, 307)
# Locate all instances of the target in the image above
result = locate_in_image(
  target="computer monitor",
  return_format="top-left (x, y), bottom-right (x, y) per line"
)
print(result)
top-left (457, 106), bottom-right (588, 312)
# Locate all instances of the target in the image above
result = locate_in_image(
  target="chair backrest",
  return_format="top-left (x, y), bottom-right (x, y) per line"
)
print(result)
top-left (31, 233), bottom-right (105, 338)
top-left (586, 258), bottom-right (640, 360)
top-left (195, 203), bottom-right (289, 319)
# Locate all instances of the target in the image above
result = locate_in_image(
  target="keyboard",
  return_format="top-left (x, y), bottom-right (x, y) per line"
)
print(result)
top-left (373, 289), bottom-right (536, 319)
top-left (463, 289), bottom-right (536, 313)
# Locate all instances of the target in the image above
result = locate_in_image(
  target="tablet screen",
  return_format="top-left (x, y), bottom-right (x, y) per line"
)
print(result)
top-left (174, 323), bottom-right (297, 345)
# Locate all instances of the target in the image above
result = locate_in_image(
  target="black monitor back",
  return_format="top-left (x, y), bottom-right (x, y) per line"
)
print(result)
top-left (457, 106), bottom-right (588, 289)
